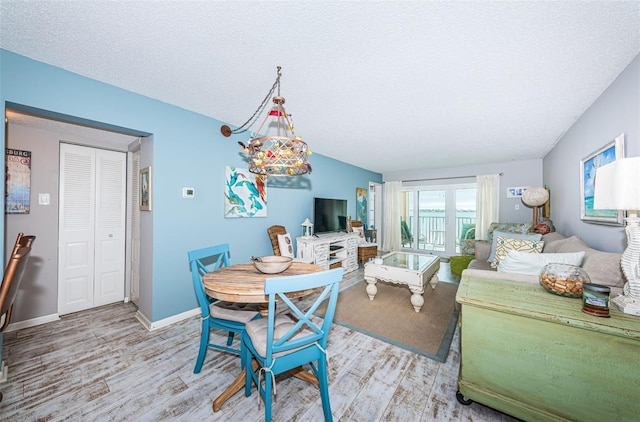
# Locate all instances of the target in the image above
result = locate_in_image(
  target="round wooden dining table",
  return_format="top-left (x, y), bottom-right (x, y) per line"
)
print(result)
top-left (202, 261), bottom-right (324, 305)
top-left (201, 261), bottom-right (325, 412)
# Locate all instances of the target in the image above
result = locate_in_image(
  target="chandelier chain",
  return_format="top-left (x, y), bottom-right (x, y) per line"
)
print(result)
top-left (229, 67), bottom-right (282, 135)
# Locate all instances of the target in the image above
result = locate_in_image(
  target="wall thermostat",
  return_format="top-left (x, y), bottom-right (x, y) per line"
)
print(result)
top-left (182, 187), bottom-right (195, 198)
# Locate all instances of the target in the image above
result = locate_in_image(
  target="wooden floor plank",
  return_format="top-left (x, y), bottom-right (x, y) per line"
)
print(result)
top-left (0, 263), bottom-right (519, 421)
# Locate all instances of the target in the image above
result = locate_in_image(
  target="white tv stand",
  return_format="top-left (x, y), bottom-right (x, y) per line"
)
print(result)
top-left (296, 232), bottom-right (359, 274)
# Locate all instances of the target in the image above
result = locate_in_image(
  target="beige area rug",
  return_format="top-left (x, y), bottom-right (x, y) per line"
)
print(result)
top-left (316, 281), bottom-right (459, 362)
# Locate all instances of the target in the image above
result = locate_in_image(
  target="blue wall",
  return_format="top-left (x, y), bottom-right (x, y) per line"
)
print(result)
top-left (1, 49), bottom-right (381, 323)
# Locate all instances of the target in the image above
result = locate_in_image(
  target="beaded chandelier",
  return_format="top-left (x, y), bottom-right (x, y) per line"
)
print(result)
top-left (221, 67), bottom-right (312, 176)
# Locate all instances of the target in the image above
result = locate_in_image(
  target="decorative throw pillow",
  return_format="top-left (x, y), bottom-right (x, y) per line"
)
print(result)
top-left (491, 236), bottom-right (544, 268)
top-left (498, 251), bottom-right (585, 276)
top-left (461, 239), bottom-right (476, 256)
top-left (487, 230), bottom-right (542, 263)
top-left (485, 222), bottom-right (534, 246)
top-left (277, 233), bottom-right (294, 258)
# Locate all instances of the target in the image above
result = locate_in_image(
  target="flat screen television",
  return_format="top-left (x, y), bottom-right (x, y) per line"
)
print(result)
top-left (313, 197), bottom-right (348, 234)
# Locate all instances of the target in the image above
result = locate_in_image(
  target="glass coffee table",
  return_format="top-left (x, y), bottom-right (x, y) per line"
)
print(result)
top-left (364, 252), bottom-right (440, 312)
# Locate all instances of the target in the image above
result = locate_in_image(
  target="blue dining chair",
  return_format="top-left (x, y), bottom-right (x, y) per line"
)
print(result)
top-left (242, 268), bottom-right (343, 422)
top-left (188, 244), bottom-right (261, 373)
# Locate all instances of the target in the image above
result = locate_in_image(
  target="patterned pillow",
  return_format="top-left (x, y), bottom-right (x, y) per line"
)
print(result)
top-left (487, 230), bottom-right (542, 263)
top-left (277, 233), bottom-right (294, 258)
top-left (461, 239), bottom-right (476, 256)
top-left (491, 236), bottom-right (544, 268)
top-left (486, 222), bottom-right (534, 245)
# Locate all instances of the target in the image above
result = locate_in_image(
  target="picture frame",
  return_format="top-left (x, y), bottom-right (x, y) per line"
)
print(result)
top-left (580, 133), bottom-right (624, 225)
top-left (356, 187), bottom-right (367, 224)
top-left (224, 166), bottom-right (267, 218)
top-left (506, 186), bottom-right (527, 198)
top-left (5, 148), bottom-right (32, 214)
top-left (140, 166), bottom-right (151, 211)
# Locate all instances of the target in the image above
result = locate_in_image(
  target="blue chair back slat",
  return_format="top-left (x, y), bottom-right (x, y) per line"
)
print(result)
top-left (188, 244), bottom-right (230, 317)
top-left (263, 268), bottom-right (342, 360)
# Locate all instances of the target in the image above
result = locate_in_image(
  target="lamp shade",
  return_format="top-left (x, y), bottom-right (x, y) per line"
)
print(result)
top-left (522, 187), bottom-right (549, 207)
top-left (593, 157), bottom-right (640, 211)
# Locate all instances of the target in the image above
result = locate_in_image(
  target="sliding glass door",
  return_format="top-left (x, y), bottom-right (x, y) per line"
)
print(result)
top-left (402, 183), bottom-right (476, 256)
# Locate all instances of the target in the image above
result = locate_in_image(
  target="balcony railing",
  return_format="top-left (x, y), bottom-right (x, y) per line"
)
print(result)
top-left (402, 215), bottom-right (475, 252)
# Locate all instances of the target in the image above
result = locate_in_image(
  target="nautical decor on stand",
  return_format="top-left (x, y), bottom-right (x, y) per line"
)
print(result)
top-left (301, 218), bottom-right (314, 238)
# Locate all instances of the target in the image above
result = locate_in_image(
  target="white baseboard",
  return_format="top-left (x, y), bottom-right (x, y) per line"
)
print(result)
top-left (3, 306), bottom-right (197, 334)
top-left (4, 313), bottom-right (60, 333)
top-left (135, 307), bottom-right (199, 331)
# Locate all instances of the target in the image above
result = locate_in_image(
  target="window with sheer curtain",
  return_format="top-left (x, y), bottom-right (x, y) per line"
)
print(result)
top-left (475, 174), bottom-right (500, 240)
top-left (382, 181), bottom-right (402, 252)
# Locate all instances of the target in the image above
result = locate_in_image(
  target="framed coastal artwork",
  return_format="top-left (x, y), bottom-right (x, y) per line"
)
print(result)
top-left (5, 148), bottom-right (32, 214)
top-left (580, 133), bottom-right (624, 225)
top-left (140, 166), bottom-right (151, 211)
top-left (356, 187), bottom-right (367, 224)
top-left (224, 166), bottom-right (267, 218)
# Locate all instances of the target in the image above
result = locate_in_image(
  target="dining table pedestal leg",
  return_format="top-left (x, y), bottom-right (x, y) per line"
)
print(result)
top-left (289, 367), bottom-right (319, 388)
top-left (212, 361), bottom-right (319, 412)
top-left (212, 360), bottom-right (258, 412)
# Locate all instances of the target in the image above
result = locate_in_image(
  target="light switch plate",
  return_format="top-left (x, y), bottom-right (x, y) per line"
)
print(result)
top-left (38, 193), bottom-right (50, 205)
top-left (182, 187), bottom-right (195, 198)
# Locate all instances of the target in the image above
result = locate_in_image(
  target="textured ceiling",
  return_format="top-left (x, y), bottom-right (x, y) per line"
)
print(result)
top-left (1, 1), bottom-right (639, 174)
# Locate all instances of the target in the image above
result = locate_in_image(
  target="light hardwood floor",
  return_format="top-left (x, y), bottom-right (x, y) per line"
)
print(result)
top-left (0, 263), bottom-right (519, 421)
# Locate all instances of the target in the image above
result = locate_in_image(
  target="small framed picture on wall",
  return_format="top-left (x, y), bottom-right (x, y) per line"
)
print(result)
top-left (140, 166), bottom-right (151, 211)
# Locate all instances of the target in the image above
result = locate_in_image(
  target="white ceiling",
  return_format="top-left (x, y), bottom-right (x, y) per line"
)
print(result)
top-left (1, 1), bottom-right (639, 174)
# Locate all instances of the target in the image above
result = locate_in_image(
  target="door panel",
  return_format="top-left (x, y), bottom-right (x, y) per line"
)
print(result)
top-left (59, 145), bottom-right (96, 314)
top-left (94, 149), bottom-right (126, 306)
top-left (58, 144), bottom-right (126, 314)
top-left (402, 183), bottom-right (476, 256)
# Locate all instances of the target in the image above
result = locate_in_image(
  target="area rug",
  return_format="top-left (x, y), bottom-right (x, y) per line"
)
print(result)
top-left (316, 281), bottom-right (459, 362)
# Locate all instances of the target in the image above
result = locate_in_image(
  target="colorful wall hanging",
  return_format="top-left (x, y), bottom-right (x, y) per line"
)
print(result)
top-left (356, 187), bottom-right (367, 225)
top-left (225, 166), bottom-right (267, 218)
top-left (5, 148), bottom-right (31, 214)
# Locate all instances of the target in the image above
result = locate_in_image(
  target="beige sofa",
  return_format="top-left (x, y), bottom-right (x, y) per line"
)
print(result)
top-left (467, 231), bottom-right (625, 296)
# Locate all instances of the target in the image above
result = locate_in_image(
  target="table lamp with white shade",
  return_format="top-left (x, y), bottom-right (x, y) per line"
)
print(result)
top-left (593, 156), bottom-right (640, 316)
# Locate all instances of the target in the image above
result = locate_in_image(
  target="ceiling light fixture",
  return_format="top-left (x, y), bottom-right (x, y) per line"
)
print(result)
top-left (221, 66), bottom-right (311, 176)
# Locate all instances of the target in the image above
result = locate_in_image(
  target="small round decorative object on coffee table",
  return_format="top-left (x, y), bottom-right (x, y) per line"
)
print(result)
top-left (539, 263), bottom-right (590, 298)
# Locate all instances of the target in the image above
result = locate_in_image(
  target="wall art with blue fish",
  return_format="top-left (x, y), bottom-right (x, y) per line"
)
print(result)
top-left (225, 166), bottom-right (267, 218)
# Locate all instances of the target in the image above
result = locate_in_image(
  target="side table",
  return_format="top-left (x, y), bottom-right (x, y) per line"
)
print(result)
top-left (357, 243), bottom-right (377, 267)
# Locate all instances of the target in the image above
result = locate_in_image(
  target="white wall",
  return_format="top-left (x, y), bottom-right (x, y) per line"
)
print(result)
top-left (544, 54), bottom-right (639, 253)
top-left (384, 158), bottom-right (543, 224)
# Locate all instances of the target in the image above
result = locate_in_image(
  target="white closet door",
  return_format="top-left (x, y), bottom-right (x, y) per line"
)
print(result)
top-left (130, 152), bottom-right (140, 305)
top-left (58, 144), bottom-right (126, 315)
top-left (94, 149), bottom-right (126, 306)
top-left (58, 144), bottom-right (96, 314)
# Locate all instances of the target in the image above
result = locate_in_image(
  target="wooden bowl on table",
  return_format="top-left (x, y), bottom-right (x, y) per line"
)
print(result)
top-left (252, 256), bottom-right (293, 274)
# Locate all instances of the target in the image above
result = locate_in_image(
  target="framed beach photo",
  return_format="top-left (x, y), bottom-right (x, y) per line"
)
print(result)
top-left (580, 134), bottom-right (624, 225)
top-left (140, 166), bottom-right (151, 211)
